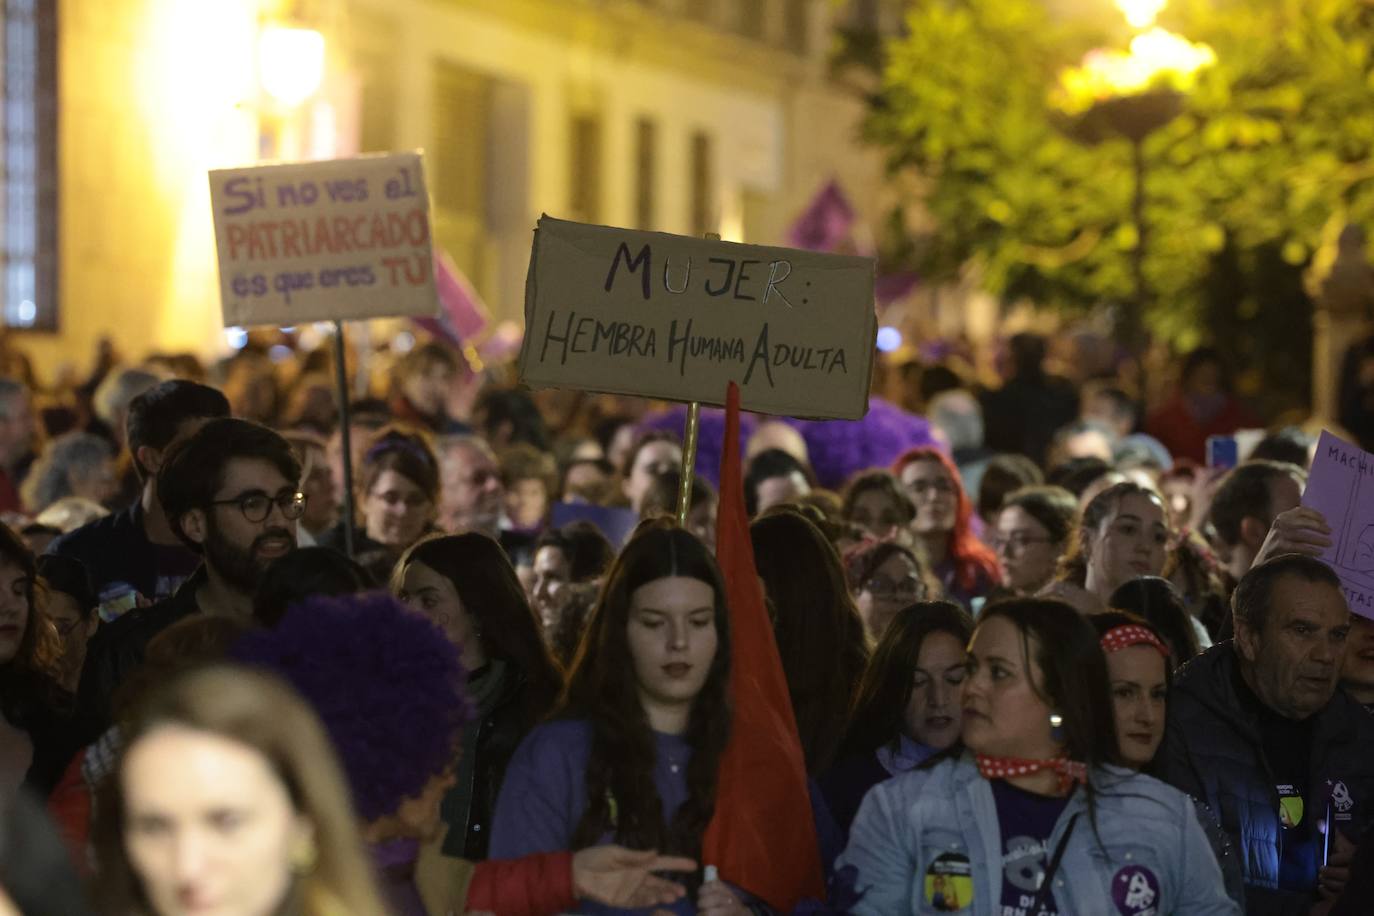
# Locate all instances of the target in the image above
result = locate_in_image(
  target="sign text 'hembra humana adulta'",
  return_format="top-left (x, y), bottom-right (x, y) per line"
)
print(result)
top-left (518, 216), bottom-right (877, 420)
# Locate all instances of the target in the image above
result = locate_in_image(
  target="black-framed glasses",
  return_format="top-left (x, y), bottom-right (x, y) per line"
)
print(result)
top-left (208, 490), bottom-right (307, 523)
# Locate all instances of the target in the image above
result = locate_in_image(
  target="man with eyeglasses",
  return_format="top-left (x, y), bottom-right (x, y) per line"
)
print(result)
top-left (78, 418), bottom-right (303, 730)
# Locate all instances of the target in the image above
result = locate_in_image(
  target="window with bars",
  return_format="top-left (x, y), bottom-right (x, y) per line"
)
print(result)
top-left (1, 0), bottom-right (57, 331)
top-left (634, 117), bottom-right (656, 230)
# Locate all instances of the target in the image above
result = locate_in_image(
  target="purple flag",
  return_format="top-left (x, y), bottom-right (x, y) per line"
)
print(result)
top-left (787, 179), bottom-right (856, 253)
top-left (413, 250), bottom-right (490, 345)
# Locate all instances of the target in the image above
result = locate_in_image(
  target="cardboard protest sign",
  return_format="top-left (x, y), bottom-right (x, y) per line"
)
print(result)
top-left (518, 216), bottom-right (876, 420)
top-left (209, 152), bottom-right (437, 327)
top-left (1302, 429), bottom-right (1374, 618)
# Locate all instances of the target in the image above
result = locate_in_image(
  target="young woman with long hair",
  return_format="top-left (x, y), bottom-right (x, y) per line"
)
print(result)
top-left (1088, 610), bottom-right (1245, 905)
top-left (0, 521), bottom-right (77, 797)
top-left (821, 601), bottom-right (973, 833)
top-left (750, 509), bottom-right (869, 776)
top-left (838, 598), bottom-right (1237, 914)
top-left (1045, 481), bottom-right (1170, 616)
top-left (490, 524), bottom-right (743, 914)
top-left (393, 532), bottom-right (564, 862)
top-left (91, 665), bottom-right (389, 916)
top-left (892, 447), bottom-right (1001, 607)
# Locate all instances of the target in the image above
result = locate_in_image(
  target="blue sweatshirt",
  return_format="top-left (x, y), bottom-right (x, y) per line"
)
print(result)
top-left (490, 719), bottom-right (697, 915)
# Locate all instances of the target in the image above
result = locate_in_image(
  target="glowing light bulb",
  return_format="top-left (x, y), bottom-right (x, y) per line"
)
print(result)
top-left (258, 26), bottom-right (325, 107)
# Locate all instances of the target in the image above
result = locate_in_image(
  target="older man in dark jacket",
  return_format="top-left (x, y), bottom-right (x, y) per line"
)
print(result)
top-left (1158, 554), bottom-right (1374, 916)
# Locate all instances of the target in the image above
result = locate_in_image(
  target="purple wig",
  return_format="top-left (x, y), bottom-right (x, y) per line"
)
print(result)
top-left (801, 398), bottom-right (944, 490)
top-left (231, 592), bottom-right (472, 822)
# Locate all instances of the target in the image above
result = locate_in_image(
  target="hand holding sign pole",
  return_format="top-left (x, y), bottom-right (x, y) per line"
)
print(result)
top-left (209, 152), bottom-right (440, 556)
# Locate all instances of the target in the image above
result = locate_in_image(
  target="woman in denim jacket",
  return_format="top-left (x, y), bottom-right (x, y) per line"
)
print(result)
top-left (838, 598), bottom-right (1238, 916)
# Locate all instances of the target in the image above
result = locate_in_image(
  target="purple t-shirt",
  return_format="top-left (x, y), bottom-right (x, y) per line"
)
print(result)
top-left (489, 718), bottom-right (695, 915)
top-left (990, 780), bottom-right (1070, 916)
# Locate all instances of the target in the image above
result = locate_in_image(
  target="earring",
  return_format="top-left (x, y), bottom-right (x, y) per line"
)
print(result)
top-left (290, 837), bottom-right (318, 874)
top-left (1049, 712), bottom-right (1066, 743)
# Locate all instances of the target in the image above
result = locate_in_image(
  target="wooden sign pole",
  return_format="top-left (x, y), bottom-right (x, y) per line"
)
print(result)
top-left (332, 319), bottom-right (357, 557)
top-left (676, 231), bottom-right (721, 529)
top-left (676, 400), bottom-right (701, 528)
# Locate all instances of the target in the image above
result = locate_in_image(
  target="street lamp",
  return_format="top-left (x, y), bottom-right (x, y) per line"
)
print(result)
top-left (258, 25), bottom-right (326, 108)
top-left (1052, 0), bottom-right (1214, 364)
top-left (255, 20), bottom-right (327, 161)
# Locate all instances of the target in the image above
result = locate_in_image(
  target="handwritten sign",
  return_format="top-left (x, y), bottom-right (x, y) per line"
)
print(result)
top-left (209, 152), bottom-right (437, 327)
top-left (518, 216), bottom-right (876, 420)
top-left (1302, 430), bottom-right (1374, 619)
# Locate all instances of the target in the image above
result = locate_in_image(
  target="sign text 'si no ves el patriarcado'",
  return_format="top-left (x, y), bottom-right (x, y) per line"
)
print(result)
top-left (209, 152), bottom-right (438, 327)
top-left (518, 216), bottom-right (876, 420)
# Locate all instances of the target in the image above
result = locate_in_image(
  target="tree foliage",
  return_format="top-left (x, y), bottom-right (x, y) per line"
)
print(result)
top-left (866, 0), bottom-right (1374, 351)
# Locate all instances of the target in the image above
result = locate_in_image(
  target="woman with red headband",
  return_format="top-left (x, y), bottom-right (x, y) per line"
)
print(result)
top-left (1090, 610), bottom-right (1247, 907)
top-left (1088, 612), bottom-right (1174, 769)
top-left (892, 448), bottom-right (1000, 608)
top-left (839, 598), bottom-right (1237, 915)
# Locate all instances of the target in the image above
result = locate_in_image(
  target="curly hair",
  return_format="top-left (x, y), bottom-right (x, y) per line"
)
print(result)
top-left (562, 525), bottom-right (731, 858)
top-left (20, 431), bottom-right (113, 515)
top-left (0, 522), bottom-right (65, 725)
top-left (231, 592), bottom-right (472, 822)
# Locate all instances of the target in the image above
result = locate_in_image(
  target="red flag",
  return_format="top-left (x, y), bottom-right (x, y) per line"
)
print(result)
top-left (703, 382), bottom-right (824, 910)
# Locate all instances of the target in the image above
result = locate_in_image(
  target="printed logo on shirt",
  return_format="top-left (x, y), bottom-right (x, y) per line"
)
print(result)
top-left (1111, 865), bottom-right (1160, 916)
top-left (1330, 780), bottom-right (1354, 821)
top-left (1277, 784), bottom-right (1304, 829)
top-left (1002, 835), bottom-right (1049, 893)
top-left (923, 852), bottom-right (973, 912)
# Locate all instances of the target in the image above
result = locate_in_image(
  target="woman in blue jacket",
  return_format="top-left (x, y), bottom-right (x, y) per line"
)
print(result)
top-left (838, 598), bottom-right (1238, 915)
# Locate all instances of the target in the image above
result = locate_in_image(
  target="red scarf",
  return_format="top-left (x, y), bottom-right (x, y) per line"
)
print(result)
top-left (976, 754), bottom-right (1088, 794)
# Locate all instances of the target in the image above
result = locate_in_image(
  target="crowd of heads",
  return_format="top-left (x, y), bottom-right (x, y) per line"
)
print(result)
top-left (0, 328), bottom-right (1370, 915)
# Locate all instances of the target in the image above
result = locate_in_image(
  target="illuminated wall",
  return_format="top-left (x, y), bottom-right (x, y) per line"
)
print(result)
top-left (22, 0), bottom-right (259, 378)
top-left (29, 0), bottom-right (883, 379)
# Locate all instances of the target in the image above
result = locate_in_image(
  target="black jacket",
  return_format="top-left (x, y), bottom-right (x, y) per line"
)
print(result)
top-left (76, 567), bottom-right (205, 736)
top-left (47, 501), bottom-right (199, 606)
top-left (439, 664), bottom-right (531, 861)
top-left (1157, 641), bottom-right (1374, 916)
top-left (1, 668), bottom-right (81, 798)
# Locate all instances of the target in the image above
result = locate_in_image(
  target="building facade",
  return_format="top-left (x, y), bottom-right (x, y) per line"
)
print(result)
top-left (9, 0), bottom-right (885, 377)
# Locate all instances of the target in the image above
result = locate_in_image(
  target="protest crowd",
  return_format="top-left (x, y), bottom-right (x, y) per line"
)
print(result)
top-left (2, 315), bottom-right (1374, 916)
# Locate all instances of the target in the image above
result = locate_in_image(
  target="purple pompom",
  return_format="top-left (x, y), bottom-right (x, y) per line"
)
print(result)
top-left (231, 592), bottom-right (472, 822)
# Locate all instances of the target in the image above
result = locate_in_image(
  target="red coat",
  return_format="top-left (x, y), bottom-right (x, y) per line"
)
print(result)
top-left (46, 749), bottom-right (92, 873)
top-left (1146, 394), bottom-right (1259, 465)
top-left (466, 851), bottom-right (574, 915)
